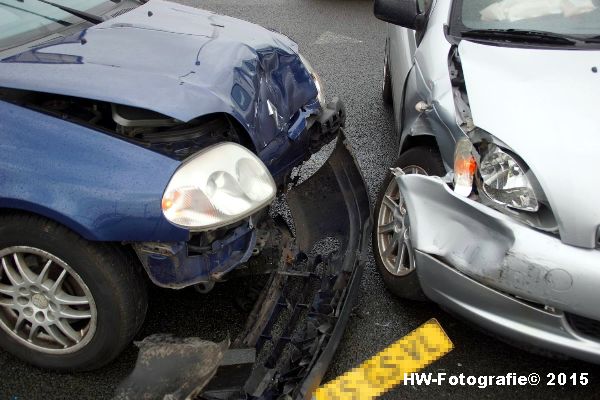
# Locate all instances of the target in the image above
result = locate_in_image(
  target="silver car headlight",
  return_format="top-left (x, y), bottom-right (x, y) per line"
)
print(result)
top-left (299, 53), bottom-right (326, 106)
top-left (453, 136), bottom-right (558, 232)
top-left (162, 143), bottom-right (276, 231)
top-left (478, 144), bottom-right (538, 212)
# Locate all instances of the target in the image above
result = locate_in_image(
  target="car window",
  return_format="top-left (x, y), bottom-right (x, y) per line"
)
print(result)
top-left (454, 0), bottom-right (600, 36)
top-left (0, 1), bottom-right (109, 50)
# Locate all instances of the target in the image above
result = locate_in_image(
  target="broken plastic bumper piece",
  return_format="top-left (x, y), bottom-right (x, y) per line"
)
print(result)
top-left (133, 222), bottom-right (256, 289)
top-left (117, 131), bottom-right (372, 399)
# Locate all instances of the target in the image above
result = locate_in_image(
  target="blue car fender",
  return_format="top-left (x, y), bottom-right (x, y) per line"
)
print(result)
top-left (0, 100), bottom-right (188, 242)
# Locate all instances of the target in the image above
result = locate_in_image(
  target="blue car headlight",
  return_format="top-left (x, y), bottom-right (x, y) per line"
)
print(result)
top-left (162, 143), bottom-right (276, 231)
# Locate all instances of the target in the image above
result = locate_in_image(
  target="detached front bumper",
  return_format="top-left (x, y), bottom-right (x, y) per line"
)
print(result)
top-left (398, 175), bottom-right (600, 363)
top-left (118, 131), bottom-right (372, 399)
top-left (227, 130), bottom-right (371, 400)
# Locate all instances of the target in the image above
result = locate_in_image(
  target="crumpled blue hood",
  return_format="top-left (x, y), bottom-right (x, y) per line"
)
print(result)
top-left (0, 0), bottom-right (318, 151)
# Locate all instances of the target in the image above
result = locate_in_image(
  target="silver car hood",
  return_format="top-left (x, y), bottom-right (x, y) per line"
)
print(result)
top-left (458, 40), bottom-right (600, 248)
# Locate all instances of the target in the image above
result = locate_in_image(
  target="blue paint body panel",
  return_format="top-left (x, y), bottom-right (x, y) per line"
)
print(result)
top-left (0, 0), bottom-right (319, 179)
top-left (0, 0), bottom-right (324, 286)
top-left (0, 100), bottom-right (189, 242)
top-left (136, 222), bottom-right (256, 288)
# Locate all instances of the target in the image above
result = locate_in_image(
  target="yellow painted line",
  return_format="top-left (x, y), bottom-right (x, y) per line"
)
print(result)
top-left (314, 319), bottom-right (453, 400)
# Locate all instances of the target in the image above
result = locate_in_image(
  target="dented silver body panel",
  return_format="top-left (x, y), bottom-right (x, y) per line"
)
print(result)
top-left (390, 1), bottom-right (460, 167)
top-left (415, 250), bottom-right (600, 363)
top-left (400, 175), bottom-right (600, 322)
top-left (399, 174), bottom-right (600, 361)
top-left (385, 0), bottom-right (600, 362)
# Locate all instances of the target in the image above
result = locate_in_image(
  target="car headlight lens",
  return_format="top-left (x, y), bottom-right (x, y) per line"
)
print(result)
top-left (162, 143), bottom-right (276, 231)
top-left (479, 144), bottom-right (538, 212)
top-left (453, 138), bottom-right (477, 197)
top-left (299, 53), bottom-right (326, 106)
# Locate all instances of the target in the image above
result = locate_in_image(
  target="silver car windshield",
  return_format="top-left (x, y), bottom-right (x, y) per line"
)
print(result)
top-left (453, 0), bottom-right (600, 37)
top-left (0, 1), bottom-right (110, 50)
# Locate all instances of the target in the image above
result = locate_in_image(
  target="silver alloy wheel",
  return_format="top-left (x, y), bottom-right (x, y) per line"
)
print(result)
top-left (377, 166), bottom-right (428, 276)
top-left (0, 246), bottom-right (97, 354)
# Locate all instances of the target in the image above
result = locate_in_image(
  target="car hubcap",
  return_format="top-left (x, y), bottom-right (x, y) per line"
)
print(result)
top-left (0, 247), bottom-right (96, 354)
top-left (377, 166), bottom-right (428, 276)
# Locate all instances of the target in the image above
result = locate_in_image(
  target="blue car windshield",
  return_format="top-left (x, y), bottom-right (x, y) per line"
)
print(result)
top-left (0, 1), bottom-right (110, 50)
top-left (451, 0), bottom-right (600, 37)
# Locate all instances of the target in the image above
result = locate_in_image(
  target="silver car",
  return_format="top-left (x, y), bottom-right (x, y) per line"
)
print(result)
top-left (373, 0), bottom-right (600, 363)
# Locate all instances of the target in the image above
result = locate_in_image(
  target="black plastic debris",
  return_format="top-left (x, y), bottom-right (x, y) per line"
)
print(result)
top-left (202, 133), bottom-right (371, 400)
top-left (114, 335), bottom-right (228, 400)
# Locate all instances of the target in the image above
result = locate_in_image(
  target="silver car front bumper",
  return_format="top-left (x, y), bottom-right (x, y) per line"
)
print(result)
top-left (398, 174), bottom-right (600, 363)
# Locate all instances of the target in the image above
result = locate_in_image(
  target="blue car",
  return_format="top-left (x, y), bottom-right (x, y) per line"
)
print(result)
top-left (0, 1), bottom-right (370, 391)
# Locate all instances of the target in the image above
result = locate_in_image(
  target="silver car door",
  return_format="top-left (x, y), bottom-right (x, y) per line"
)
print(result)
top-left (388, 0), bottom-right (434, 134)
top-left (388, 23), bottom-right (417, 134)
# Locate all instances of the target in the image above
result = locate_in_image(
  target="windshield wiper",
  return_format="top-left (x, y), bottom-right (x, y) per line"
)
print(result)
top-left (16, 0), bottom-right (104, 24)
top-left (0, 1), bottom-right (71, 25)
top-left (461, 29), bottom-right (579, 46)
top-left (584, 35), bottom-right (600, 43)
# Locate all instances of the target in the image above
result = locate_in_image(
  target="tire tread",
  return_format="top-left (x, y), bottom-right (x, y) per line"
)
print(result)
top-left (0, 212), bottom-right (147, 371)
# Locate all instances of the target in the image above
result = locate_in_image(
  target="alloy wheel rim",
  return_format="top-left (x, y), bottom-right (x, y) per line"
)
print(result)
top-left (377, 166), bottom-right (428, 276)
top-left (0, 246), bottom-right (96, 354)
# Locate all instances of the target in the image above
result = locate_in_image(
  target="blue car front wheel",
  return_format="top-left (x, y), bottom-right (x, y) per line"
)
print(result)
top-left (0, 213), bottom-right (147, 371)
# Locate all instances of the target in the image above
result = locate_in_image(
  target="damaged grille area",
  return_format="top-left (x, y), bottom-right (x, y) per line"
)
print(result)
top-left (115, 133), bottom-right (371, 400)
top-left (200, 240), bottom-right (351, 400)
top-left (199, 134), bottom-right (371, 400)
top-left (566, 313), bottom-right (600, 341)
top-left (249, 251), bottom-right (343, 398)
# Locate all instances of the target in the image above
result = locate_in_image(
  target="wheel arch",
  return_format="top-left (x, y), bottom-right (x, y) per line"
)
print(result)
top-left (399, 133), bottom-right (439, 155)
top-left (0, 206), bottom-right (148, 283)
top-left (398, 114), bottom-right (452, 173)
top-left (0, 204), bottom-right (99, 241)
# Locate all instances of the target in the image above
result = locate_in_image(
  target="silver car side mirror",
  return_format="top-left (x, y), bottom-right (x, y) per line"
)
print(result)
top-left (373, 0), bottom-right (424, 30)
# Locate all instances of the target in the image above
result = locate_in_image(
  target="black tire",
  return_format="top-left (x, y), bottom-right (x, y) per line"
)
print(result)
top-left (373, 146), bottom-right (445, 300)
top-left (382, 40), bottom-right (393, 106)
top-left (0, 213), bottom-right (147, 371)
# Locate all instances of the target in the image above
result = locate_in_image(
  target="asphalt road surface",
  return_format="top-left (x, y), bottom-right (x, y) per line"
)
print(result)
top-left (2, 1), bottom-right (600, 399)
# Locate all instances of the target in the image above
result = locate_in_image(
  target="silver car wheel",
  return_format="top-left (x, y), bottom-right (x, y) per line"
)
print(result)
top-left (377, 166), bottom-right (428, 277)
top-left (0, 246), bottom-right (97, 354)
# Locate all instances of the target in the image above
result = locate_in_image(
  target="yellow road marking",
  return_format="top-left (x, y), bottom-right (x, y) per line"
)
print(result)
top-left (314, 319), bottom-right (453, 400)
